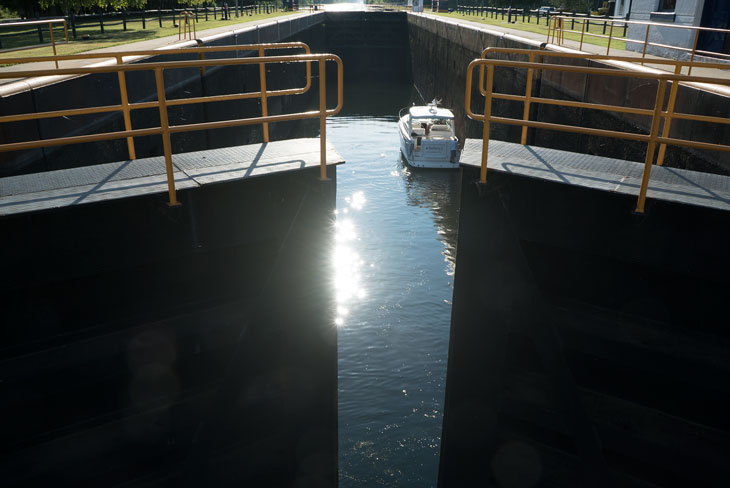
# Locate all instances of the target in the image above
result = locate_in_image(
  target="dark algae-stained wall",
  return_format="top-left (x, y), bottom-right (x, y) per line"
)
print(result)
top-left (1, 165), bottom-right (339, 486)
top-left (440, 162), bottom-right (730, 487)
top-left (0, 13), bottom-right (338, 488)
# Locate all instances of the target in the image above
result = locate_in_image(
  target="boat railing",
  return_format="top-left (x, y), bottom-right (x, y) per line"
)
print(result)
top-left (0, 43), bottom-right (344, 206)
top-left (466, 47), bottom-right (730, 213)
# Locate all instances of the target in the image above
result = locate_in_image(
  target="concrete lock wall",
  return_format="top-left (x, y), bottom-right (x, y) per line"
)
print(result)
top-left (0, 13), bottom-right (326, 177)
top-left (440, 165), bottom-right (730, 487)
top-left (0, 13), bottom-right (338, 487)
top-left (323, 11), bottom-right (411, 83)
top-left (0, 166), bottom-right (338, 487)
top-left (407, 13), bottom-right (730, 175)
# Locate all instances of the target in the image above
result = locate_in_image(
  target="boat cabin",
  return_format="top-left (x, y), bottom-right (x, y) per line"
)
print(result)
top-left (406, 105), bottom-right (455, 140)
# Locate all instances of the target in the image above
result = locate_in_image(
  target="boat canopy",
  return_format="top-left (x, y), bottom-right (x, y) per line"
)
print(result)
top-left (409, 105), bottom-right (454, 119)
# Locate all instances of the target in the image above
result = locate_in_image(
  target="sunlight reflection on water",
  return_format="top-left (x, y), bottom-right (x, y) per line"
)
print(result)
top-left (334, 191), bottom-right (369, 327)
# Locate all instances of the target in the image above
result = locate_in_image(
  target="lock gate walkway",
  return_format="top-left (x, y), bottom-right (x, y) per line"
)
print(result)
top-left (0, 138), bottom-right (343, 216)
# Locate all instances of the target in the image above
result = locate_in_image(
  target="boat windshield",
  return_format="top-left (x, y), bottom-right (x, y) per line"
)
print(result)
top-left (408, 117), bottom-right (454, 138)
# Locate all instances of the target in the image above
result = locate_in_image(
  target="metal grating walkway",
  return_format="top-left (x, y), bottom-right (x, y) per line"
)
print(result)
top-left (461, 139), bottom-right (730, 212)
top-left (0, 138), bottom-right (344, 216)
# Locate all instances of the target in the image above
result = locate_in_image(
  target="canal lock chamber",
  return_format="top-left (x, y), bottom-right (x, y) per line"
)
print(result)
top-left (2, 11), bottom-right (730, 488)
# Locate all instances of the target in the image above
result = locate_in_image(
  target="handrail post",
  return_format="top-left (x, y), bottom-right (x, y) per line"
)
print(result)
top-left (521, 53), bottom-right (534, 145)
top-left (635, 79), bottom-right (667, 214)
top-left (657, 65), bottom-right (681, 166)
top-left (480, 64), bottom-right (494, 183)
top-left (548, 17), bottom-right (558, 44)
top-left (478, 50), bottom-right (486, 97)
top-left (319, 58), bottom-right (328, 181)
top-left (154, 67), bottom-right (180, 207)
top-left (606, 21), bottom-right (614, 55)
top-left (579, 18), bottom-right (586, 51)
top-left (688, 29), bottom-right (700, 75)
top-left (49, 22), bottom-right (58, 68)
top-left (258, 47), bottom-right (270, 142)
top-left (546, 16), bottom-right (552, 44)
top-left (117, 55), bottom-right (136, 160)
top-left (198, 50), bottom-right (206, 77)
top-left (642, 24), bottom-right (650, 64)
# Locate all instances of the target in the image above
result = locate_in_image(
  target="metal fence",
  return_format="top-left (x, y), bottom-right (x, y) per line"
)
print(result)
top-left (455, 5), bottom-right (624, 30)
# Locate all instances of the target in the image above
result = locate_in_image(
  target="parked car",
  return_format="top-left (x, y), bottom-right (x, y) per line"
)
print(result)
top-left (538, 6), bottom-right (555, 15)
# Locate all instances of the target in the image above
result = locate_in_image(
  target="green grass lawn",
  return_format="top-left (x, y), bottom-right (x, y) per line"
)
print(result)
top-left (0, 10), bottom-right (297, 60)
top-left (433, 12), bottom-right (627, 51)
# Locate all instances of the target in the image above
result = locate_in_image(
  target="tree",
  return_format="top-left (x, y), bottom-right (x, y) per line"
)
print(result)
top-left (36, 0), bottom-right (149, 14)
top-left (0, 0), bottom-right (40, 18)
top-left (62, 0), bottom-right (145, 8)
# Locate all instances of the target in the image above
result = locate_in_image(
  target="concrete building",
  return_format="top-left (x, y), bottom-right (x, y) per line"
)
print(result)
top-left (614, 0), bottom-right (631, 18)
top-left (626, 0), bottom-right (730, 59)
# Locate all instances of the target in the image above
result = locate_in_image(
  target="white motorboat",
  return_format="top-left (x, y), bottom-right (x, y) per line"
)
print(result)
top-left (398, 101), bottom-right (460, 169)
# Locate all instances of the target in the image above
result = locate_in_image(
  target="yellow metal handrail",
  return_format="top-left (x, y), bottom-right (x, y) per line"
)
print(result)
top-left (0, 46), bottom-right (342, 206)
top-left (0, 18), bottom-right (69, 68)
top-left (477, 48), bottom-right (730, 163)
top-left (1, 43), bottom-right (313, 158)
top-left (178, 10), bottom-right (197, 40)
top-left (466, 48), bottom-right (730, 213)
top-left (547, 16), bottom-right (730, 74)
